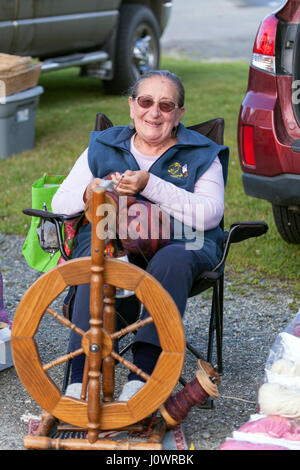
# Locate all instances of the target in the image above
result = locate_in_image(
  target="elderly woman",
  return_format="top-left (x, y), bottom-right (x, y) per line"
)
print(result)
top-left (52, 70), bottom-right (229, 401)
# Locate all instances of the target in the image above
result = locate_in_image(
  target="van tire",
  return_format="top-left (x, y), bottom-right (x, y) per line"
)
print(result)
top-left (104, 4), bottom-right (160, 94)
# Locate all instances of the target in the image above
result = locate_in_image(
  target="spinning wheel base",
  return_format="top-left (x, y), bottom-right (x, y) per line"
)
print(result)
top-left (24, 411), bottom-right (168, 450)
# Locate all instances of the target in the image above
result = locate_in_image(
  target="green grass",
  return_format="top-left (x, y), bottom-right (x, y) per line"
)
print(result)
top-left (1, 58), bottom-right (299, 302)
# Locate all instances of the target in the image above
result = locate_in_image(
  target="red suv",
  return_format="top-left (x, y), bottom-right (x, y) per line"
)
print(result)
top-left (238, 0), bottom-right (300, 244)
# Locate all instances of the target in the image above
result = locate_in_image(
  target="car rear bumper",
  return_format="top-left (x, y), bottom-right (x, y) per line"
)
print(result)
top-left (242, 172), bottom-right (300, 205)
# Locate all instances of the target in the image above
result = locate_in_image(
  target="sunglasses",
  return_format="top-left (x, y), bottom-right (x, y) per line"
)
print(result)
top-left (136, 96), bottom-right (179, 113)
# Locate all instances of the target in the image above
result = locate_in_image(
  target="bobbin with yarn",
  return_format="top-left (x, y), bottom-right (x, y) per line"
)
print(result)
top-left (160, 359), bottom-right (220, 428)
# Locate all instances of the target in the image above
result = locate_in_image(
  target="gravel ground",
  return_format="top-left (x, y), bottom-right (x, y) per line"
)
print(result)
top-left (0, 233), bottom-right (296, 451)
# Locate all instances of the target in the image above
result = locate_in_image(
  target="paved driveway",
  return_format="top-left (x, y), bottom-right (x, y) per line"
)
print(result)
top-left (161, 0), bottom-right (284, 60)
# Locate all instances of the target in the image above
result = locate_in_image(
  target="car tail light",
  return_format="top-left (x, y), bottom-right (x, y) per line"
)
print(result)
top-left (243, 126), bottom-right (256, 166)
top-left (251, 14), bottom-right (278, 73)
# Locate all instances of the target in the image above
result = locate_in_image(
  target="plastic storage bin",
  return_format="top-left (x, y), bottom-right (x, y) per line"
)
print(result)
top-left (0, 327), bottom-right (13, 371)
top-left (0, 85), bottom-right (44, 159)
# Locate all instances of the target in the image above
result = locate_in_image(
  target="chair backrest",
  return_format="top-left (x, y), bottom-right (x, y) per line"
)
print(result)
top-left (94, 113), bottom-right (113, 132)
top-left (187, 118), bottom-right (225, 146)
top-left (188, 118), bottom-right (225, 232)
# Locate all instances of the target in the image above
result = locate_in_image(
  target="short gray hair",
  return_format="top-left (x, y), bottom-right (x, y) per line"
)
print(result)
top-left (129, 70), bottom-right (185, 108)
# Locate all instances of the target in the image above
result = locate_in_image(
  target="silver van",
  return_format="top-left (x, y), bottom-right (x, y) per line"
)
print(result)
top-left (0, 1), bottom-right (172, 93)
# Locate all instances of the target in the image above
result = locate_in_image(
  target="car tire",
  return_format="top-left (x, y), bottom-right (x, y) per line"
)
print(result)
top-left (104, 4), bottom-right (160, 95)
top-left (272, 204), bottom-right (300, 244)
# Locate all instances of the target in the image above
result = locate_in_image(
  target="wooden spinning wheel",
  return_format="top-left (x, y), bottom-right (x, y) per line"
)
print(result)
top-left (11, 188), bottom-right (185, 448)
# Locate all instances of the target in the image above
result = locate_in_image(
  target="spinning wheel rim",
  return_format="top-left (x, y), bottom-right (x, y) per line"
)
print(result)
top-left (12, 257), bottom-right (185, 430)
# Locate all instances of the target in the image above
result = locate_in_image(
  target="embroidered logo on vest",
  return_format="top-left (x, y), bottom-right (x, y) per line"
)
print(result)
top-left (168, 162), bottom-right (188, 178)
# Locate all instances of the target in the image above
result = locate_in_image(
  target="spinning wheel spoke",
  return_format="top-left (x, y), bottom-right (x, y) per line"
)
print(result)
top-left (43, 348), bottom-right (84, 371)
top-left (110, 350), bottom-right (150, 382)
top-left (111, 316), bottom-right (153, 340)
top-left (46, 307), bottom-right (85, 336)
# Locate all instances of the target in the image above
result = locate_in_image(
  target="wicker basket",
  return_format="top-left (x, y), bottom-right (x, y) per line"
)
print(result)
top-left (0, 53), bottom-right (33, 75)
top-left (0, 54), bottom-right (42, 97)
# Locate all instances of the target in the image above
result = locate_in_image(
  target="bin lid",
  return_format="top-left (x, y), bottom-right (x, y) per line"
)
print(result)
top-left (0, 86), bottom-right (44, 104)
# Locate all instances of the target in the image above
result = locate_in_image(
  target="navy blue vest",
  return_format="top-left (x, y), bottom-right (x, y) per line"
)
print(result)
top-left (75, 123), bottom-right (229, 268)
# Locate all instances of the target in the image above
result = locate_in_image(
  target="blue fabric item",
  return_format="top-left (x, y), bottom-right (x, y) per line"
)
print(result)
top-left (68, 243), bottom-right (213, 383)
top-left (68, 282), bottom-right (141, 384)
top-left (127, 243), bottom-right (214, 381)
top-left (128, 343), bottom-right (162, 382)
top-left (133, 242), bottom-right (214, 348)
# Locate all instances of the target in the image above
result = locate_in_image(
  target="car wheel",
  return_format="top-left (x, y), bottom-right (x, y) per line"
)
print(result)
top-left (104, 4), bottom-right (160, 94)
top-left (272, 204), bottom-right (300, 244)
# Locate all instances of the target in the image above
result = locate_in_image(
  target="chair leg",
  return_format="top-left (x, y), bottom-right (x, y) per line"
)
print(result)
top-left (214, 280), bottom-right (223, 374)
top-left (119, 340), bottom-right (134, 356)
top-left (207, 281), bottom-right (223, 374)
top-left (179, 376), bottom-right (187, 386)
top-left (186, 341), bottom-right (205, 361)
top-left (61, 286), bottom-right (75, 393)
top-left (219, 273), bottom-right (224, 339)
top-left (207, 298), bottom-right (215, 365)
top-left (62, 359), bottom-right (72, 393)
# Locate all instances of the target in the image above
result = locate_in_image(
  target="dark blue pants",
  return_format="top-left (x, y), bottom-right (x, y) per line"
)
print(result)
top-left (68, 242), bottom-right (213, 383)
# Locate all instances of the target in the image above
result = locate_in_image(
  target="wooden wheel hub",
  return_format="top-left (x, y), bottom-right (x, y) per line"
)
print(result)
top-left (82, 330), bottom-right (113, 359)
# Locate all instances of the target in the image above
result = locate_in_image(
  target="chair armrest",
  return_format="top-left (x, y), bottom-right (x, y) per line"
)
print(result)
top-left (197, 271), bottom-right (220, 281)
top-left (23, 208), bottom-right (85, 261)
top-left (213, 220), bottom-right (268, 272)
top-left (22, 208), bottom-right (83, 222)
top-left (228, 221), bottom-right (268, 244)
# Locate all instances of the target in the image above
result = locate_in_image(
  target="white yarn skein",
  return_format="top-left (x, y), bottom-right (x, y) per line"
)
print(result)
top-left (258, 382), bottom-right (300, 418)
top-left (295, 361), bottom-right (300, 376)
top-left (271, 359), bottom-right (300, 376)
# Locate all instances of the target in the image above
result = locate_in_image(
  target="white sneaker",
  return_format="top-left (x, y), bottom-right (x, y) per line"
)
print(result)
top-left (117, 380), bottom-right (144, 401)
top-left (65, 382), bottom-right (83, 399)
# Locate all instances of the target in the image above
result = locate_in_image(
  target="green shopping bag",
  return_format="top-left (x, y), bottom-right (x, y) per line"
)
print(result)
top-left (22, 173), bottom-right (66, 272)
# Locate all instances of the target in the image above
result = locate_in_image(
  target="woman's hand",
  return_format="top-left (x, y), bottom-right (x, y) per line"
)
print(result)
top-left (83, 177), bottom-right (104, 202)
top-left (113, 170), bottom-right (150, 195)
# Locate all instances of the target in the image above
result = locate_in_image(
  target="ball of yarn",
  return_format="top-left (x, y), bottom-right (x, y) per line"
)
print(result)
top-left (258, 383), bottom-right (300, 418)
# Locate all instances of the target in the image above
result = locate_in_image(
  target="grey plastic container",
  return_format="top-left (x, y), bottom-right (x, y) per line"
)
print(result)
top-left (0, 85), bottom-right (44, 159)
top-left (0, 327), bottom-right (13, 371)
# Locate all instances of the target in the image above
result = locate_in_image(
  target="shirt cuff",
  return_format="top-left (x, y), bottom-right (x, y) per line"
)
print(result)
top-left (140, 173), bottom-right (162, 202)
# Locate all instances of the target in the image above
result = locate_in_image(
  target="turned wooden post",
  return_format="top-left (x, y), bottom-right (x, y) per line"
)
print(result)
top-left (87, 188), bottom-right (105, 443)
top-left (102, 283), bottom-right (116, 402)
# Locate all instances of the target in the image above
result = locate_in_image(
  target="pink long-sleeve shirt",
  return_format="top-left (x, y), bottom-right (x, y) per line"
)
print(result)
top-left (52, 136), bottom-right (224, 231)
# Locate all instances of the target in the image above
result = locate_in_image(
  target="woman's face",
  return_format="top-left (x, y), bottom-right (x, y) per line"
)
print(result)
top-left (128, 76), bottom-right (185, 147)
